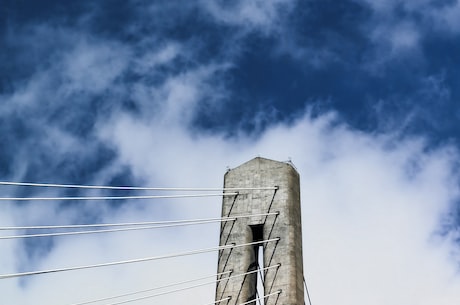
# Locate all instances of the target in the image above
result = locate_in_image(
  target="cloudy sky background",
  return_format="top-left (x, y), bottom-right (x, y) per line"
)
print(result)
top-left (1, 0), bottom-right (460, 304)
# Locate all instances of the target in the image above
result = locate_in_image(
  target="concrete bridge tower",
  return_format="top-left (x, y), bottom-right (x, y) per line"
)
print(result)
top-left (215, 157), bottom-right (304, 305)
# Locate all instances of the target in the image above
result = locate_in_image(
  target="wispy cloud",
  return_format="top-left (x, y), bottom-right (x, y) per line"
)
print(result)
top-left (201, 0), bottom-right (296, 34)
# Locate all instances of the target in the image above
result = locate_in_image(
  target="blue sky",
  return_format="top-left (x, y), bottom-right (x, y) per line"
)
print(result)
top-left (3, 0), bottom-right (460, 140)
top-left (1, 1), bottom-right (460, 304)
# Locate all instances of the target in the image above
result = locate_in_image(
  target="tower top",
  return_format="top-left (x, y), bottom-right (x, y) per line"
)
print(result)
top-left (227, 156), bottom-right (299, 175)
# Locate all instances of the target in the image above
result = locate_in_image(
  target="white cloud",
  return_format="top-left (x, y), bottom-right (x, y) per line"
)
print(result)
top-left (96, 104), bottom-right (460, 305)
top-left (60, 39), bottom-right (130, 95)
top-left (356, 0), bottom-right (460, 36)
top-left (3, 95), bottom-right (460, 305)
top-left (343, 0), bottom-right (460, 71)
top-left (387, 22), bottom-right (420, 51)
top-left (432, 1), bottom-right (460, 33)
top-left (1, 3), bottom-right (460, 305)
top-left (200, 0), bottom-right (296, 34)
top-left (3, 47), bottom-right (460, 302)
top-left (133, 42), bottom-right (181, 74)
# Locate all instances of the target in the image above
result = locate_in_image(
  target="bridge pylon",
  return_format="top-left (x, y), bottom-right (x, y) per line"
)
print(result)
top-left (216, 157), bottom-right (304, 305)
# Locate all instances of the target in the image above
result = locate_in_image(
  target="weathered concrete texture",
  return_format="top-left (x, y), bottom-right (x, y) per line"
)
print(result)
top-left (215, 157), bottom-right (304, 305)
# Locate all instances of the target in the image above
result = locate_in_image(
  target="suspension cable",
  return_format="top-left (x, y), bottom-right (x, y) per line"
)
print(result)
top-left (204, 296), bottom-right (232, 305)
top-left (69, 270), bottom-right (233, 305)
top-left (0, 181), bottom-right (278, 191)
top-left (256, 262), bottom-right (265, 305)
top-left (0, 238), bottom-right (279, 279)
top-left (255, 290), bottom-right (262, 305)
top-left (0, 214), bottom-right (279, 240)
top-left (304, 275), bottom-right (313, 305)
top-left (72, 264), bottom-right (281, 305)
top-left (0, 212), bottom-right (278, 230)
top-left (0, 220), bottom-right (225, 240)
top-left (237, 290), bottom-right (282, 305)
top-left (0, 193), bottom-right (238, 201)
